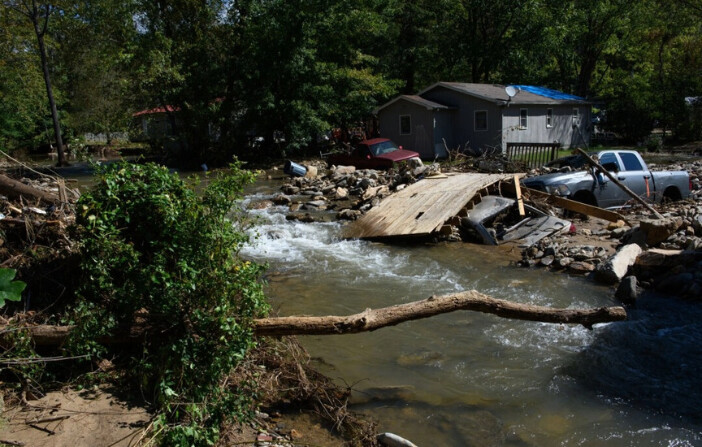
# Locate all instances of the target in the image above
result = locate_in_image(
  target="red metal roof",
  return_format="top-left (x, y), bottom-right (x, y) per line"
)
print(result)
top-left (132, 105), bottom-right (180, 117)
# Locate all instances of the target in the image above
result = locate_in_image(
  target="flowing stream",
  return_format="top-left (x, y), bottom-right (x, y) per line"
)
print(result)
top-left (241, 177), bottom-right (702, 446)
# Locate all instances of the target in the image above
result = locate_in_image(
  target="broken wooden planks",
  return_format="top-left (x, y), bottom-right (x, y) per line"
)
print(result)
top-left (343, 173), bottom-right (520, 239)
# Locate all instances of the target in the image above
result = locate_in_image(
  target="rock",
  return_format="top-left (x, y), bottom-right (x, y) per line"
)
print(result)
top-left (615, 275), bottom-right (639, 304)
top-left (635, 248), bottom-right (686, 267)
top-left (555, 257), bottom-right (573, 268)
top-left (334, 165), bottom-right (356, 175)
top-left (406, 157), bottom-right (423, 169)
top-left (334, 187), bottom-right (349, 200)
top-left (568, 261), bottom-right (595, 274)
top-left (289, 203), bottom-right (302, 212)
top-left (378, 432), bottom-right (419, 447)
top-left (593, 243), bottom-right (643, 285)
top-left (337, 209), bottom-right (361, 220)
top-left (282, 185), bottom-right (300, 195)
top-left (304, 165), bottom-right (318, 179)
top-left (607, 220), bottom-right (626, 230)
top-left (286, 213), bottom-right (316, 223)
top-left (362, 185), bottom-right (389, 201)
top-left (639, 217), bottom-right (684, 246)
top-left (304, 200), bottom-right (327, 209)
top-left (610, 227), bottom-right (629, 239)
top-left (249, 200), bottom-right (273, 210)
top-left (272, 194), bottom-right (291, 205)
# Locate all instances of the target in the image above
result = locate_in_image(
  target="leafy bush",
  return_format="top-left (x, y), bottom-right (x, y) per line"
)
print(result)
top-left (0, 268), bottom-right (26, 307)
top-left (68, 161), bottom-right (269, 445)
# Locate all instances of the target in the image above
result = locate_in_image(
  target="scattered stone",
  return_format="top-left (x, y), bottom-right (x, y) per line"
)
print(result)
top-left (607, 220), bottom-right (626, 230)
top-left (337, 209), bottom-right (361, 220)
top-left (639, 217), bottom-right (684, 246)
top-left (304, 165), bottom-right (318, 179)
top-left (334, 187), bottom-right (348, 200)
top-left (593, 243), bottom-right (643, 285)
top-left (615, 275), bottom-right (639, 304)
top-left (568, 261), bottom-right (595, 274)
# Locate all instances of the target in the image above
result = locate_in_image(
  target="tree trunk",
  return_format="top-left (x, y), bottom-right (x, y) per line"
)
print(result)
top-left (2, 290), bottom-right (627, 347)
top-left (0, 173), bottom-right (59, 204)
top-left (30, 5), bottom-right (67, 167)
top-left (254, 290), bottom-right (627, 336)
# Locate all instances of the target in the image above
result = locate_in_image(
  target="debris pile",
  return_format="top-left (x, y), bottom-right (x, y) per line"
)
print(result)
top-left (520, 158), bottom-right (702, 301)
top-left (0, 173), bottom-right (79, 313)
top-left (269, 160), bottom-right (441, 223)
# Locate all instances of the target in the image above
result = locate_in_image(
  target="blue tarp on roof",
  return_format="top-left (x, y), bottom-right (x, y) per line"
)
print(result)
top-left (509, 85), bottom-right (585, 101)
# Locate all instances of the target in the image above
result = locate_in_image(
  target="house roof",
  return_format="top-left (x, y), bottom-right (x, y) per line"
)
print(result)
top-left (373, 94), bottom-right (454, 114)
top-left (133, 105), bottom-right (180, 117)
top-left (418, 82), bottom-right (589, 105)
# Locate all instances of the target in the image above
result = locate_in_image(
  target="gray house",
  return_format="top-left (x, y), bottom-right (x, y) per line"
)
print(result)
top-left (374, 82), bottom-right (592, 159)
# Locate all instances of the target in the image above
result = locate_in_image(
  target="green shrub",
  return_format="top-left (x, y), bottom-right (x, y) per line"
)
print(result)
top-left (68, 161), bottom-right (269, 445)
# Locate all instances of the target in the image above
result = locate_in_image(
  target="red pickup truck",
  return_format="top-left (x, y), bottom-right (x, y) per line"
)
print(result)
top-left (327, 138), bottom-right (420, 169)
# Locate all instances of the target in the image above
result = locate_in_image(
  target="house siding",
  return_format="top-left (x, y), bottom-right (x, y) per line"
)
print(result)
top-left (422, 86), bottom-right (502, 152)
top-left (501, 105), bottom-right (591, 149)
top-left (377, 100), bottom-right (436, 158)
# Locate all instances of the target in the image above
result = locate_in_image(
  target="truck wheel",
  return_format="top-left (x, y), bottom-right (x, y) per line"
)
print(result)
top-left (662, 187), bottom-right (681, 203)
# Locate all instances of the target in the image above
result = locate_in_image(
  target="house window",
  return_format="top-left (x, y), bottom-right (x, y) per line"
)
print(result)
top-left (546, 108), bottom-right (553, 128)
top-left (400, 115), bottom-right (411, 135)
top-left (520, 109), bottom-right (528, 129)
top-left (474, 110), bottom-right (488, 131)
top-left (572, 107), bottom-right (580, 126)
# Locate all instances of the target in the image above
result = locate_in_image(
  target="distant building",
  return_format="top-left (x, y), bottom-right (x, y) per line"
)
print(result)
top-left (374, 82), bottom-right (592, 159)
top-left (132, 105), bottom-right (181, 141)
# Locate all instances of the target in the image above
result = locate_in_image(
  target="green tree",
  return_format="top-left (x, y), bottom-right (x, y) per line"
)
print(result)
top-left (0, 8), bottom-right (48, 151)
top-left (4, 0), bottom-right (69, 165)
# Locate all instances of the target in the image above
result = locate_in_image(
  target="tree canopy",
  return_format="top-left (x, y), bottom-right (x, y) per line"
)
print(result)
top-left (1, 0), bottom-right (701, 160)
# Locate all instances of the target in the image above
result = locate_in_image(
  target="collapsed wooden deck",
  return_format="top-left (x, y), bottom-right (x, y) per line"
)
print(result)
top-left (344, 173), bottom-right (520, 239)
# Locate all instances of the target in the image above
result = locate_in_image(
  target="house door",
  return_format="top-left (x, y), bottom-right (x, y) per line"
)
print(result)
top-left (432, 113), bottom-right (451, 159)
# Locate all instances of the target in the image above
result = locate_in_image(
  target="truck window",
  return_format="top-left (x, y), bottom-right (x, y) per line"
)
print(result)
top-left (598, 152), bottom-right (620, 171)
top-left (619, 152), bottom-right (644, 171)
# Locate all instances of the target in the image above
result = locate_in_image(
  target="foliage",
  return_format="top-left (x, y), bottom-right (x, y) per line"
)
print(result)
top-left (0, 268), bottom-right (26, 307)
top-left (68, 161), bottom-right (269, 445)
top-left (2, 0), bottom-right (702, 155)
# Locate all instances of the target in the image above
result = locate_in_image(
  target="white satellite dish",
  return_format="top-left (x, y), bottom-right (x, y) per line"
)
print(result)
top-left (505, 86), bottom-right (517, 98)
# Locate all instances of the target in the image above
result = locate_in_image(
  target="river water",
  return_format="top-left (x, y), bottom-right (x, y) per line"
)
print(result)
top-left (240, 177), bottom-right (702, 446)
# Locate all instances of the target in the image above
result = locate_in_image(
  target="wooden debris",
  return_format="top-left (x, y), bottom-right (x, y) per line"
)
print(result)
top-left (514, 174), bottom-right (525, 217)
top-left (0, 174), bottom-right (59, 204)
top-left (515, 185), bottom-right (630, 224)
top-left (344, 173), bottom-right (520, 239)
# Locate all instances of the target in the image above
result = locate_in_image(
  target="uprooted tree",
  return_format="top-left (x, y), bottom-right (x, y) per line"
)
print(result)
top-left (0, 163), bottom-right (626, 447)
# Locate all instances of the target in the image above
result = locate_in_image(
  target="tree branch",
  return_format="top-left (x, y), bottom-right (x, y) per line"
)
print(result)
top-left (1, 291), bottom-right (627, 348)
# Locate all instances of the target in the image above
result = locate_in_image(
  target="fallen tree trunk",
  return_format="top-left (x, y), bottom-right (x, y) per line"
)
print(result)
top-left (0, 173), bottom-right (58, 204)
top-left (2, 291), bottom-right (627, 347)
top-left (254, 290), bottom-right (626, 335)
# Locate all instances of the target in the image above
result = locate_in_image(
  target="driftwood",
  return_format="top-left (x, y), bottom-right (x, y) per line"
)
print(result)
top-left (575, 148), bottom-right (663, 219)
top-left (0, 174), bottom-right (58, 204)
top-left (521, 186), bottom-right (630, 224)
top-left (2, 291), bottom-right (627, 347)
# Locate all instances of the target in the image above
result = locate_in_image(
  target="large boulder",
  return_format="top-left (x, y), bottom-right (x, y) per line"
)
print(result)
top-left (615, 275), bottom-right (639, 304)
top-left (593, 243), bottom-right (643, 285)
top-left (639, 217), bottom-right (684, 246)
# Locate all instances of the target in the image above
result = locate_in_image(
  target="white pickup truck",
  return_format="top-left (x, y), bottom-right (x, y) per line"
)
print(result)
top-left (522, 150), bottom-right (691, 208)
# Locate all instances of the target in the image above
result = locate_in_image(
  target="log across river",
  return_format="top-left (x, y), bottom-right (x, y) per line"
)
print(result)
top-left (239, 176), bottom-right (702, 447)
